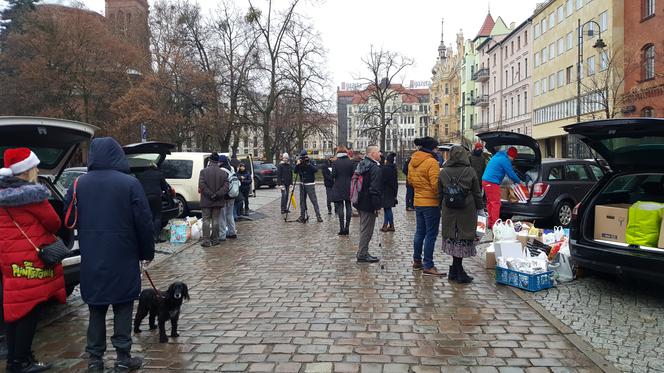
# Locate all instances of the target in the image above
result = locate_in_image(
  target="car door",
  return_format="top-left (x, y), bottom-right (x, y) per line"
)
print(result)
top-left (564, 163), bottom-right (595, 201)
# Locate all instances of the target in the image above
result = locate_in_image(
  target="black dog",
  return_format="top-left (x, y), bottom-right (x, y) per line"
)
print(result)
top-left (133, 281), bottom-right (189, 343)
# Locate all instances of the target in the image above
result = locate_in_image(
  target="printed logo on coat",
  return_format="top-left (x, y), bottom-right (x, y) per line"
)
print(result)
top-left (11, 261), bottom-right (55, 279)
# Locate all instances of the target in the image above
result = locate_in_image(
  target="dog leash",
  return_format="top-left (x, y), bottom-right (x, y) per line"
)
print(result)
top-left (143, 269), bottom-right (161, 296)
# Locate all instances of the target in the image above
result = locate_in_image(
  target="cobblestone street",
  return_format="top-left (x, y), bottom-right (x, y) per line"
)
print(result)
top-left (24, 187), bottom-right (604, 372)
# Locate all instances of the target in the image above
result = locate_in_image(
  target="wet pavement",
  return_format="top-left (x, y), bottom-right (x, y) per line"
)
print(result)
top-left (20, 187), bottom-right (605, 372)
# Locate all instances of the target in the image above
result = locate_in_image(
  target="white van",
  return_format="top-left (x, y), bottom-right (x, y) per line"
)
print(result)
top-left (162, 152), bottom-right (253, 216)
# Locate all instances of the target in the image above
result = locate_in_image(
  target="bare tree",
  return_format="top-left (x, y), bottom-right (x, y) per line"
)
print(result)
top-left (354, 45), bottom-right (414, 150)
top-left (245, 0), bottom-right (301, 162)
top-left (581, 48), bottom-right (629, 119)
top-left (282, 16), bottom-right (331, 151)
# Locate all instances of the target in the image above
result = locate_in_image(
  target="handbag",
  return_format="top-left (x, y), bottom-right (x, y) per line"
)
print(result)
top-left (4, 208), bottom-right (70, 267)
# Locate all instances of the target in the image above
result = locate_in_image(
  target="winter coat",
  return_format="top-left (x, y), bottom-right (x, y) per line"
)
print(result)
top-left (295, 161), bottom-right (318, 184)
top-left (65, 137), bottom-right (155, 306)
top-left (469, 150), bottom-right (487, 182)
top-left (237, 169), bottom-right (252, 192)
top-left (276, 162), bottom-right (293, 186)
top-left (381, 163), bottom-right (398, 209)
top-left (0, 177), bottom-right (66, 322)
top-left (321, 165), bottom-right (334, 188)
top-left (482, 150), bottom-right (521, 185)
top-left (354, 157), bottom-right (382, 212)
top-left (407, 150), bottom-right (440, 207)
top-left (438, 146), bottom-right (485, 240)
top-left (135, 168), bottom-right (170, 198)
top-left (331, 154), bottom-right (354, 202)
top-left (198, 161), bottom-right (230, 208)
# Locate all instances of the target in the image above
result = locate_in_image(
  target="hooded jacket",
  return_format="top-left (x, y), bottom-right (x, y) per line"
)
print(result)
top-left (354, 156), bottom-right (382, 212)
top-left (438, 146), bottom-right (485, 240)
top-left (407, 149), bottom-right (440, 207)
top-left (469, 149), bottom-right (488, 181)
top-left (482, 150), bottom-right (522, 185)
top-left (65, 137), bottom-right (155, 306)
top-left (330, 153), bottom-right (354, 202)
top-left (0, 177), bottom-right (66, 322)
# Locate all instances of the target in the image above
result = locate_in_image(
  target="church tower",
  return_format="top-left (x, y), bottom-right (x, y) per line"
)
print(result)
top-left (105, 0), bottom-right (150, 64)
top-left (438, 19), bottom-right (447, 60)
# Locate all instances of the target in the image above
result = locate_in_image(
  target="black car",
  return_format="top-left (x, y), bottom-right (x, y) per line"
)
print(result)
top-left (56, 142), bottom-right (180, 227)
top-left (565, 118), bottom-right (664, 283)
top-left (478, 132), bottom-right (603, 227)
top-left (253, 162), bottom-right (277, 188)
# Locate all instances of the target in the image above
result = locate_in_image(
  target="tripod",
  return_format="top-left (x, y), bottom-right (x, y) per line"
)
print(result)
top-left (284, 170), bottom-right (309, 223)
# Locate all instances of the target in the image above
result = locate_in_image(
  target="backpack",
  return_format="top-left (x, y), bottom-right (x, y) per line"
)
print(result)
top-left (349, 171), bottom-right (364, 207)
top-left (442, 168), bottom-right (468, 209)
top-left (223, 168), bottom-right (240, 199)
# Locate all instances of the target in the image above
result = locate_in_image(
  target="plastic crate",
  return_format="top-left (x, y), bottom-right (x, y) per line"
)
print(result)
top-left (495, 267), bottom-right (554, 292)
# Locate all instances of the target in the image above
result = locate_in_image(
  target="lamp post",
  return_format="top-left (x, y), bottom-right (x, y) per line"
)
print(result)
top-left (576, 19), bottom-right (607, 123)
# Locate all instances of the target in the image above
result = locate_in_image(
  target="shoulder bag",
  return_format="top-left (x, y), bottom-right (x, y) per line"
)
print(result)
top-left (4, 208), bottom-right (70, 267)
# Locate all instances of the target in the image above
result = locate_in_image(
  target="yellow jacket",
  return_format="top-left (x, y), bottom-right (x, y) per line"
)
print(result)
top-left (407, 150), bottom-right (440, 207)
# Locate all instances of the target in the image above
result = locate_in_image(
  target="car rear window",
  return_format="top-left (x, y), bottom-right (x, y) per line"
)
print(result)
top-left (600, 136), bottom-right (664, 153)
top-left (547, 166), bottom-right (564, 181)
top-left (162, 160), bottom-right (193, 179)
top-left (601, 174), bottom-right (664, 202)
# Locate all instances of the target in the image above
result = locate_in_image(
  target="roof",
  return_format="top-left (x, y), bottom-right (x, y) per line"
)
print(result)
top-left (337, 90), bottom-right (355, 98)
top-left (475, 13), bottom-right (495, 39)
top-left (350, 85), bottom-right (429, 105)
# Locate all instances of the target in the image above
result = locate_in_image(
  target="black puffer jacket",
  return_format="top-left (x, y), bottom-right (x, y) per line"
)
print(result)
top-left (381, 163), bottom-right (398, 209)
top-left (295, 161), bottom-right (317, 183)
top-left (277, 161), bottom-right (293, 186)
top-left (354, 157), bottom-right (382, 212)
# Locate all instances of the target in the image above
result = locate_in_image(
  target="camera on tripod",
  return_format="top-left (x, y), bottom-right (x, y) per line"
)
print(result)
top-left (298, 153), bottom-right (310, 164)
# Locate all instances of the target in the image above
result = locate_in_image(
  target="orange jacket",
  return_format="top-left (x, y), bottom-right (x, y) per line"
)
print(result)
top-left (407, 150), bottom-right (440, 207)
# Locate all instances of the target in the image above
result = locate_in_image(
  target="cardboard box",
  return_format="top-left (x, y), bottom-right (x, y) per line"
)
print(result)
top-left (495, 241), bottom-right (527, 259)
top-left (500, 187), bottom-right (510, 201)
top-left (594, 204), bottom-right (631, 243)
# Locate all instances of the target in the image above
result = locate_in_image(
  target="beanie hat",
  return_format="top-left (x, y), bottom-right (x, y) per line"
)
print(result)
top-left (219, 154), bottom-right (229, 165)
top-left (209, 152), bottom-right (220, 162)
top-left (414, 136), bottom-right (439, 151)
top-left (507, 147), bottom-right (518, 159)
top-left (300, 150), bottom-right (308, 157)
top-left (1, 148), bottom-right (40, 177)
top-left (474, 142), bottom-right (483, 150)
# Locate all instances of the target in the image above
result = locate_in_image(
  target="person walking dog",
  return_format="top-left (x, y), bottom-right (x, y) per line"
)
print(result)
top-left (439, 145), bottom-right (484, 283)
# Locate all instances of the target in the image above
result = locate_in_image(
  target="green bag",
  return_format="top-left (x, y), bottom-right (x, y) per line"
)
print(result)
top-left (625, 201), bottom-right (664, 247)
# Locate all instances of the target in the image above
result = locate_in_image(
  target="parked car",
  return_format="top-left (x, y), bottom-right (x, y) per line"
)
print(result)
top-left (0, 116), bottom-right (98, 296)
top-left (478, 131), bottom-right (603, 227)
top-left (57, 142), bottom-right (180, 227)
top-left (163, 152), bottom-right (255, 216)
top-left (253, 162), bottom-right (277, 188)
top-left (565, 118), bottom-right (664, 283)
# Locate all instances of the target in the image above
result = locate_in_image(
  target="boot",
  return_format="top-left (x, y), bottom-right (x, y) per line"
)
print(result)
top-left (115, 352), bottom-right (142, 373)
top-left (447, 265), bottom-right (458, 281)
top-left (7, 360), bottom-right (52, 373)
top-left (387, 224), bottom-right (395, 232)
top-left (459, 266), bottom-right (474, 282)
top-left (455, 265), bottom-right (473, 284)
top-left (380, 224), bottom-right (388, 232)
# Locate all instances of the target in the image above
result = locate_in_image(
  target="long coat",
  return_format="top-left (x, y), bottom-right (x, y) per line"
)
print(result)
top-left (198, 161), bottom-right (230, 208)
top-left (330, 154), bottom-right (354, 202)
top-left (65, 137), bottom-right (155, 306)
top-left (381, 163), bottom-right (398, 209)
top-left (438, 146), bottom-right (485, 241)
top-left (0, 178), bottom-right (66, 322)
top-left (354, 157), bottom-right (382, 212)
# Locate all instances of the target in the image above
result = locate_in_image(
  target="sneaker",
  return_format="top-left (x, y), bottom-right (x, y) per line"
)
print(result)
top-left (88, 361), bottom-right (104, 373)
top-left (227, 234), bottom-right (237, 239)
top-left (412, 260), bottom-right (423, 270)
top-left (115, 357), bottom-right (142, 372)
top-left (423, 267), bottom-right (446, 276)
top-left (357, 255), bottom-right (380, 263)
top-left (10, 360), bottom-right (52, 373)
top-left (387, 224), bottom-right (395, 232)
top-left (296, 217), bottom-right (306, 223)
top-left (317, 216), bottom-right (324, 222)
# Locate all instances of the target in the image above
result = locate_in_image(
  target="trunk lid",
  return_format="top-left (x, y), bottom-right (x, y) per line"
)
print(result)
top-left (0, 116), bottom-right (97, 178)
top-left (477, 131), bottom-right (542, 168)
top-left (564, 118), bottom-right (664, 172)
top-left (122, 142), bottom-right (176, 169)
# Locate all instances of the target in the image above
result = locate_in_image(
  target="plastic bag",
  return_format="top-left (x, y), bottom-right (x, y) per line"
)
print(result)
top-left (476, 214), bottom-right (488, 236)
top-left (625, 201), bottom-right (664, 247)
top-left (550, 252), bottom-right (575, 283)
top-left (191, 220), bottom-right (202, 241)
top-left (554, 226), bottom-right (565, 242)
top-left (493, 219), bottom-right (517, 242)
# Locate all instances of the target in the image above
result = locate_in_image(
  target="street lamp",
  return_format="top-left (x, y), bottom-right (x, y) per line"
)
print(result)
top-left (576, 19), bottom-right (607, 123)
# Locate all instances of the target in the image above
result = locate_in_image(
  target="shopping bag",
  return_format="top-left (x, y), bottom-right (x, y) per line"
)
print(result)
top-left (170, 221), bottom-right (191, 244)
top-left (510, 184), bottom-right (530, 203)
top-left (476, 214), bottom-right (488, 236)
top-left (494, 219), bottom-right (517, 242)
top-left (550, 252), bottom-right (575, 283)
top-left (625, 201), bottom-right (664, 247)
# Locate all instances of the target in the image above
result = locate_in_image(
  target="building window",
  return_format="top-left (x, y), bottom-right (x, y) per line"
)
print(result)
top-left (566, 0), bottom-right (573, 16)
top-left (444, 104), bottom-right (449, 116)
top-left (644, 44), bottom-right (656, 80)
top-left (576, 0), bottom-right (583, 10)
top-left (535, 81), bottom-right (541, 96)
top-left (599, 11), bottom-right (608, 32)
top-left (600, 51), bottom-right (609, 70)
top-left (542, 78), bottom-right (548, 93)
top-left (587, 56), bottom-right (596, 76)
top-left (304, 141), bottom-right (309, 148)
top-left (558, 70), bottom-right (565, 87)
top-left (566, 32), bottom-right (574, 51)
top-left (566, 66), bottom-right (573, 84)
top-left (642, 107), bottom-right (655, 117)
top-left (643, 0), bottom-right (656, 18)
top-left (558, 38), bottom-right (565, 56)
top-left (445, 83), bottom-right (449, 95)
top-left (535, 22), bottom-right (541, 38)
top-left (549, 13), bottom-right (555, 29)
top-left (549, 43), bottom-right (555, 60)
top-left (511, 41), bottom-right (514, 55)
top-left (517, 36), bottom-right (521, 49)
top-left (557, 6), bottom-right (564, 23)
top-left (517, 95), bottom-right (521, 116)
top-left (525, 58), bottom-right (528, 77)
top-left (524, 92), bottom-right (528, 113)
top-left (510, 97), bottom-right (514, 118)
top-left (524, 30), bottom-right (528, 44)
top-left (535, 52), bottom-right (541, 67)
top-left (542, 18), bottom-right (547, 33)
top-left (542, 48), bottom-right (548, 63)
top-left (549, 74), bottom-right (556, 92)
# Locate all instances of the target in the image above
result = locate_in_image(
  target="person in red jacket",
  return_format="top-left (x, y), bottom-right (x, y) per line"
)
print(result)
top-left (0, 148), bottom-right (66, 373)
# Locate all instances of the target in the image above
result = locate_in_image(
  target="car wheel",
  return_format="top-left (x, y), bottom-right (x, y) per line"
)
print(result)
top-left (175, 195), bottom-right (189, 218)
top-left (555, 201), bottom-right (574, 227)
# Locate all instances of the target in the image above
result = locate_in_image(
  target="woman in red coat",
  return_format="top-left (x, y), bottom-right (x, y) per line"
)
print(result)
top-left (0, 148), bottom-right (65, 373)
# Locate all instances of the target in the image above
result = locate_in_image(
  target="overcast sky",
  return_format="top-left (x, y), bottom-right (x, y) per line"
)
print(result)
top-left (9, 0), bottom-right (538, 89)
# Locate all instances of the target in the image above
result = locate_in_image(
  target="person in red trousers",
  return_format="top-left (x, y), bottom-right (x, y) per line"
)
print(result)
top-left (481, 146), bottom-right (524, 229)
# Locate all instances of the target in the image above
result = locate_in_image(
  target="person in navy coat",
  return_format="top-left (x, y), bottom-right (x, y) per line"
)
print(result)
top-left (65, 137), bottom-right (154, 373)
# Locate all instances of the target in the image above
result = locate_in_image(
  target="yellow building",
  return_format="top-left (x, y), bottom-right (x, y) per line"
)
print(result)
top-left (430, 20), bottom-right (464, 143)
top-left (532, 0), bottom-right (623, 158)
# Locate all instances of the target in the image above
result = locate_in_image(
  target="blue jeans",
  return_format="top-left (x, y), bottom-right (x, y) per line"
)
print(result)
top-left (383, 208), bottom-right (394, 225)
top-left (413, 206), bottom-right (441, 270)
top-left (406, 184), bottom-right (414, 209)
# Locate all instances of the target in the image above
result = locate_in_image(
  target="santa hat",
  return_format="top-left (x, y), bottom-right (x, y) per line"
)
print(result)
top-left (0, 148), bottom-right (40, 177)
top-left (507, 147), bottom-right (518, 159)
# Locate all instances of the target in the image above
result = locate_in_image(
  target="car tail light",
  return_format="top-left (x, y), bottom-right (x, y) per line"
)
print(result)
top-left (260, 170), bottom-right (271, 175)
top-left (169, 186), bottom-right (176, 198)
top-left (532, 182), bottom-right (550, 198)
top-left (572, 202), bottom-right (581, 220)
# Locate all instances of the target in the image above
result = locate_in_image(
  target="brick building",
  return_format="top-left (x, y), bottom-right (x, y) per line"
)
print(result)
top-left (623, 0), bottom-right (664, 117)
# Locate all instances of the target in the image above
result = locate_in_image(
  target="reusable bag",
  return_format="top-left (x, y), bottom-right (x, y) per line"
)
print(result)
top-left (625, 201), bottom-right (664, 247)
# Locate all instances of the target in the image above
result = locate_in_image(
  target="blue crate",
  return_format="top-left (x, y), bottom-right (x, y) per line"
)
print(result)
top-left (495, 267), bottom-right (554, 292)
